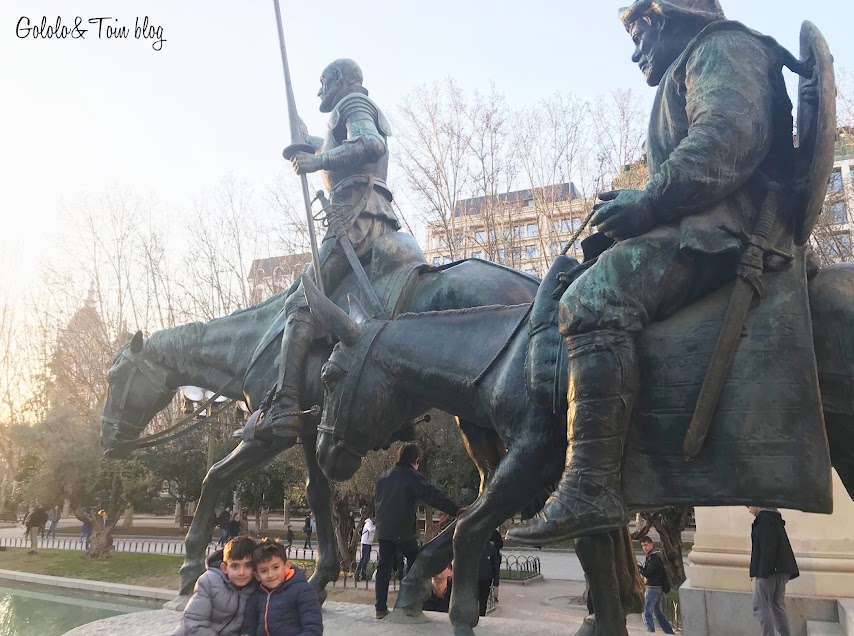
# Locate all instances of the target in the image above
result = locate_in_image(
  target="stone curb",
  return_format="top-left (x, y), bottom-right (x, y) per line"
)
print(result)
top-left (0, 568), bottom-right (175, 601)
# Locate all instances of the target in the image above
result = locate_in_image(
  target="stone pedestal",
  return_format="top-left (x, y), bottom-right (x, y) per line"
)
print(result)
top-left (681, 470), bottom-right (854, 635)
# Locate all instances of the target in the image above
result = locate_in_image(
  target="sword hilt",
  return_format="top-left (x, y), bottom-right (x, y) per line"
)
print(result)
top-left (283, 143), bottom-right (316, 161)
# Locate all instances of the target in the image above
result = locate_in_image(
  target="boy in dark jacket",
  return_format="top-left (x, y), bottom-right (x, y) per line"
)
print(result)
top-left (241, 538), bottom-right (322, 636)
top-left (748, 507), bottom-right (799, 636)
top-left (638, 536), bottom-right (674, 634)
top-left (172, 536), bottom-right (257, 636)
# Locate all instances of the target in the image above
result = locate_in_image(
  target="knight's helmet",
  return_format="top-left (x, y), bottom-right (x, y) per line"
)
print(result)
top-left (618, 0), bottom-right (725, 29)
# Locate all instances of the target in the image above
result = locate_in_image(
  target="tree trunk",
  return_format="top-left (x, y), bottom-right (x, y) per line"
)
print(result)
top-left (261, 508), bottom-right (269, 531)
top-left (651, 508), bottom-right (689, 586)
top-left (254, 510), bottom-right (261, 536)
top-left (62, 498), bottom-right (71, 519)
top-left (423, 506), bottom-right (439, 542)
top-left (613, 526), bottom-right (645, 613)
top-left (75, 509), bottom-right (116, 559)
top-left (283, 498), bottom-right (290, 525)
top-left (174, 501), bottom-right (182, 525)
top-left (330, 491), bottom-right (357, 572)
top-left (122, 504), bottom-right (134, 527)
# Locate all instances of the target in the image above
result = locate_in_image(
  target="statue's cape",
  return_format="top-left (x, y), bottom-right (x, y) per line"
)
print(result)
top-left (528, 249), bottom-right (832, 513)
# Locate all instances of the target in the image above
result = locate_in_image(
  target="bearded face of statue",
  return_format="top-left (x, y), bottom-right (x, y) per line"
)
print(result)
top-left (318, 65), bottom-right (346, 113)
top-left (629, 15), bottom-right (690, 86)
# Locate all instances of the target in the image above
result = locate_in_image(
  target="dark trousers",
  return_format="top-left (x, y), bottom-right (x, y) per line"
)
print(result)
top-left (218, 527), bottom-right (228, 547)
top-left (477, 580), bottom-right (492, 616)
top-left (753, 574), bottom-right (791, 636)
top-left (375, 538), bottom-right (418, 612)
top-left (304, 531), bottom-right (312, 549)
top-left (355, 543), bottom-right (372, 580)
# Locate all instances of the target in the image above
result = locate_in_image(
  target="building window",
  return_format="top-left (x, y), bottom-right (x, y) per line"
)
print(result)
top-left (514, 225), bottom-right (526, 238)
top-left (525, 199), bottom-right (536, 208)
top-left (829, 201), bottom-right (848, 225)
top-left (524, 245), bottom-right (538, 259)
top-left (829, 168), bottom-right (843, 193)
top-left (497, 249), bottom-right (506, 261)
top-left (512, 248), bottom-right (523, 261)
top-left (433, 257), bottom-right (441, 266)
top-left (475, 231), bottom-right (486, 243)
top-left (553, 219), bottom-right (572, 234)
top-left (527, 223), bottom-right (539, 238)
top-left (571, 218), bottom-right (583, 232)
top-left (473, 251), bottom-right (482, 259)
top-left (443, 256), bottom-right (452, 265)
top-left (437, 236), bottom-right (446, 248)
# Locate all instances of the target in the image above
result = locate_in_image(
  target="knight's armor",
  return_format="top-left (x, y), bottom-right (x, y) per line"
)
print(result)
top-left (250, 86), bottom-right (399, 441)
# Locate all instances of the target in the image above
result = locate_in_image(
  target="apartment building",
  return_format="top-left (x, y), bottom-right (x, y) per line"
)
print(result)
top-left (248, 253), bottom-right (311, 304)
top-left (813, 128), bottom-right (854, 263)
top-left (422, 183), bottom-right (593, 278)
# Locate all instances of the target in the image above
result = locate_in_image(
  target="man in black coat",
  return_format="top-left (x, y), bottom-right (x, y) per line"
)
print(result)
top-left (749, 507), bottom-right (799, 636)
top-left (373, 443), bottom-right (464, 619)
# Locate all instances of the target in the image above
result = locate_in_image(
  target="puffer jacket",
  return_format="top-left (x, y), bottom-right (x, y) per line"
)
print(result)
top-left (241, 566), bottom-right (322, 636)
top-left (172, 549), bottom-right (257, 636)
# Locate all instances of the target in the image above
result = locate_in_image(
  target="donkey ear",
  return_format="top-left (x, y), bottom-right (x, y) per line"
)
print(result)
top-left (347, 295), bottom-right (371, 327)
top-left (302, 274), bottom-right (362, 346)
top-left (130, 330), bottom-right (144, 353)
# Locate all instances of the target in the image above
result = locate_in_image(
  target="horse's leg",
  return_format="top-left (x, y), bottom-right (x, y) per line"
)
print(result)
top-left (179, 438), bottom-right (293, 595)
top-left (449, 425), bottom-right (563, 636)
top-left (575, 533), bottom-right (628, 636)
top-left (826, 412), bottom-right (854, 499)
top-left (393, 419), bottom-right (506, 620)
top-left (301, 432), bottom-right (339, 602)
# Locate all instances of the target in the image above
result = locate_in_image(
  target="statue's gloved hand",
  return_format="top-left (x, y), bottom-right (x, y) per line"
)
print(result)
top-left (591, 189), bottom-right (656, 241)
top-left (291, 151), bottom-right (322, 175)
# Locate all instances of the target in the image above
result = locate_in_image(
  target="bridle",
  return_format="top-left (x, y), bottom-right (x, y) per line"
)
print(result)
top-left (103, 348), bottom-right (238, 454)
top-left (316, 321), bottom-right (392, 455)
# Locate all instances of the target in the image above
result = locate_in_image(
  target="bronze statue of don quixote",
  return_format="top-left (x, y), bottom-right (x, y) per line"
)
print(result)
top-left (100, 0), bottom-right (853, 634)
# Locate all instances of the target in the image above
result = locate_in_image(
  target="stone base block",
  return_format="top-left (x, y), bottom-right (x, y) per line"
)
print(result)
top-left (680, 579), bottom-right (841, 636)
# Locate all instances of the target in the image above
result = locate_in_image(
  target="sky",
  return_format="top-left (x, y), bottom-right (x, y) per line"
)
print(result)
top-left (1, 0), bottom-right (852, 298)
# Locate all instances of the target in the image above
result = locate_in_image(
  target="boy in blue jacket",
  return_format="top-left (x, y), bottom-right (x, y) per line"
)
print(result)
top-left (241, 539), bottom-right (322, 636)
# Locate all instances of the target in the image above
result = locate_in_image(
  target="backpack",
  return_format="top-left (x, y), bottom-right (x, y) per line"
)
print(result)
top-left (657, 554), bottom-right (671, 593)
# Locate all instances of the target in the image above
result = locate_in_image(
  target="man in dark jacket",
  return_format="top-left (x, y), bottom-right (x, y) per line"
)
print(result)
top-left (216, 507), bottom-right (231, 547)
top-left (477, 541), bottom-right (500, 617)
top-left (748, 507), bottom-right (799, 636)
top-left (638, 536), bottom-right (674, 634)
top-left (373, 443), bottom-right (464, 619)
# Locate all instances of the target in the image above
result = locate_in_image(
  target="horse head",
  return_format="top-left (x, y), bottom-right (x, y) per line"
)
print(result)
top-left (101, 330), bottom-right (179, 458)
top-left (302, 275), bottom-right (421, 481)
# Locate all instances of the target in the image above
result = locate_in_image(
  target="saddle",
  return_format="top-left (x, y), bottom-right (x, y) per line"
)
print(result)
top-left (526, 248), bottom-right (832, 513)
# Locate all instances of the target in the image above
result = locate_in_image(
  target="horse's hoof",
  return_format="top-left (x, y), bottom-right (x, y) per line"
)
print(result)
top-left (386, 608), bottom-right (429, 624)
top-left (315, 587), bottom-right (328, 605)
top-left (452, 624), bottom-right (475, 636)
top-left (572, 617), bottom-right (596, 636)
top-left (162, 595), bottom-right (190, 612)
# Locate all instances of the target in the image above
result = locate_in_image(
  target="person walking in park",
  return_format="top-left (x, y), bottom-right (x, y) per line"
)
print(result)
top-left (354, 513), bottom-right (376, 582)
top-left (227, 513), bottom-right (241, 542)
top-left (638, 536), bottom-right (675, 634)
top-left (238, 510), bottom-right (249, 537)
top-left (490, 528), bottom-right (504, 603)
top-left (24, 505), bottom-right (47, 554)
top-left (477, 539), bottom-right (500, 617)
top-left (749, 507), bottom-right (799, 636)
top-left (216, 507), bottom-right (231, 547)
top-left (373, 443), bottom-right (464, 619)
top-left (303, 514), bottom-right (313, 550)
top-left (48, 506), bottom-right (59, 539)
top-left (286, 525), bottom-right (295, 557)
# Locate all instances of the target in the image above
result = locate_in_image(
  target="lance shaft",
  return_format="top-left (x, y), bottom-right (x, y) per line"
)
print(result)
top-left (272, 0), bottom-right (325, 296)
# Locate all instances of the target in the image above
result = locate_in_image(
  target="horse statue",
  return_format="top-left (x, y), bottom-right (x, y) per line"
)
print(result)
top-left (302, 254), bottom-right (854, 636)
top-left (100, 233), bottom-right (540, 597)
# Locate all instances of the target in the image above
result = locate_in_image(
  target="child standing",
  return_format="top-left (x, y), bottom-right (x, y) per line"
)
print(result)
top-left (172, 536), bottom-right (258, 636)
top-left (241, 539), bottom-right (322, 636)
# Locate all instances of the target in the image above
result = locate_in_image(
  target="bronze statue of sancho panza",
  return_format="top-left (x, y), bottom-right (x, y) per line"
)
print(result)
top-left (512, 0), bottom-right (806, 543)
top-left (259, 58), bottom-right (399, 439)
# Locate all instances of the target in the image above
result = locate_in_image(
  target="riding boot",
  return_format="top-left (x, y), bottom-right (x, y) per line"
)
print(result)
top-left (249, 309), bottom-right (315, 441)
top-left (509, 330), bottom-right (637, 544)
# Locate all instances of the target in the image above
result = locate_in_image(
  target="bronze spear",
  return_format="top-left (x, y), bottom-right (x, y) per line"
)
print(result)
top-left (271, 0), bottom-right (325, 296)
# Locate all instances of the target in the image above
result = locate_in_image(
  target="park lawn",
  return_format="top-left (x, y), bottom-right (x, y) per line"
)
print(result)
top-left (0, 548), bottom-right (314, 590)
